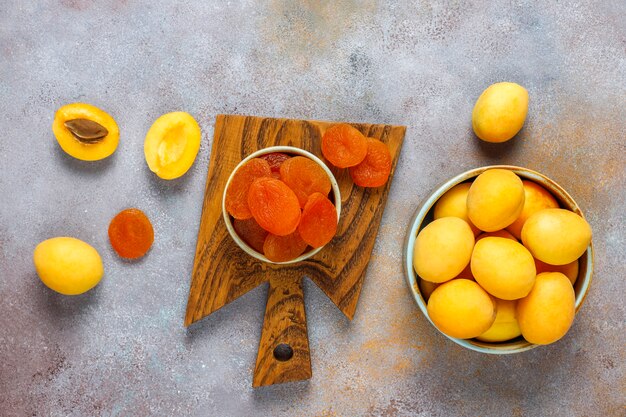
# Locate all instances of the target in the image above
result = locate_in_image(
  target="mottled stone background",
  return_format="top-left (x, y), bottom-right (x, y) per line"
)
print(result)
top-left (1, 1), bottom-right (624, 416)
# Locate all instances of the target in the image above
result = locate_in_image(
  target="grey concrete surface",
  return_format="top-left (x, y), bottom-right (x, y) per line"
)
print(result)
top-left (1, 1), bottom-right (624, 416)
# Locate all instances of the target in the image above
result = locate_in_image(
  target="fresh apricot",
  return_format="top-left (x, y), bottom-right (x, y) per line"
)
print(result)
top-left (52, 103), bottom-right (119, 161)
top-left (321, 124), bottom-right (368, 168)
top-left (534, 258), bottom-right (579, 285)
top-left (248, 177), bottom-right (301, 236)
top-left (477, 298), bottom-right (522, 342)
top-left (144, 112), bottom-right (201, 180)
top-left (476, 229), bottom-right (517, 242)
top-left (298, 192), bottom-right (338, 248)
top-left (507, 180), bottom-right (559, 239)
top-left (433, 183), bottom-right (480, 236)
top-left (233, 218), bottom-right (269, 253)
top-left (225, 158), bottom-right (272, 220)
top-left (472, 82), bottom-right (529, 143)
top-left (280, 156), bottom-right (332, 207)
top-left (263, 231), bottom-right (309, 262)
top-left (349, 137), bottom-right (392, 187)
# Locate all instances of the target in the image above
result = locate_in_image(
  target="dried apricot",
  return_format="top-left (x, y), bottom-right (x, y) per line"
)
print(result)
top-left (260, 152), bottom-right (291, 178)
top-left (263, 231), bottom-right (309, 262)
top-left (298, 193), bottom-right (338, 248)
top-left (248, 177), bottom-right (301, 236)
top-left (233, 218), bottom-right (268, 253)
top-left (321, 124), bottom-right (368, 168)
top-left (349, 137), bottom-right (392, 187)
top-left (225, 158), bottom-right (272, 219)
top-left (108, 208), bottom-right (154, 259)
top-left (279, 156), bottom-right (332, 207)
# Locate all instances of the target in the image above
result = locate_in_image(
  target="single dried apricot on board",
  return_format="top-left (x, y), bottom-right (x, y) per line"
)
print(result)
top-left (279, 156), bottom-right (332, 207)
top-left (52, 103), bottom-right (119, 161)
top-left (248, 177), bottom-right (301, 236)
top-left (108, 208), bottom-right (154, 259)
top-left (144, 112), bottom-right (201, 180)
top-left (263, 231), bottom-right (309, 262)
top-left (298, 192), bottom-right (338, 248)
top-left (225, 158), bottom-right (272, 219)
top-left (233, 217), bottom-right (269, 253)
top-left (321, 124), bottom-right (368, 168)
top-left (349, 137), bottom-right (392, 187)
top-left (260, 152), bottom-right (291, 178)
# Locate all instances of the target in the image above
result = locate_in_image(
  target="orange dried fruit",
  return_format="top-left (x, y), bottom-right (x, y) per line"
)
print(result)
top-left (349, 137), bottom-right (392, 187)
top-left (298, 192), bottom-right (338, 248)
top-left (263, 231), bottom-right (309, 262)
top-left (248, 177), bottom-right (301, 236)
top-left (260, 152), bottom-right (291, 178)
top-left (225, 158), bottom-right (272, 220)
top-left (279, 156), bottom-right (332, 207)
top-left (233, 218), bottom-right (269, 254)
top-left (321, 124), bottom-right (368, 168)
top-left (108, 208), bottom-right (154, 259)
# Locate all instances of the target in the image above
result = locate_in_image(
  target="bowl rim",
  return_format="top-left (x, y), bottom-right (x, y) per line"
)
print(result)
top-left (403, 165), bottom-right (594, 354)
top-left (222, 145), bottom-right (342, 265)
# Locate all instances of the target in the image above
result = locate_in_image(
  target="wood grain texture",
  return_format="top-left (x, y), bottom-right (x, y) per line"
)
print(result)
top-left (185, 114), bottom-right (405, 386)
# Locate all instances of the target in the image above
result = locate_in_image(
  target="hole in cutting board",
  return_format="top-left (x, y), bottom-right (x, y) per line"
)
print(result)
top-left (273, 344), bottom-right (294, 361)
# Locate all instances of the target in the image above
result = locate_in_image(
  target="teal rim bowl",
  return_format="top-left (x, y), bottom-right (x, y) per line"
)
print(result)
top-left (403, 165), bottom-right (594, 354)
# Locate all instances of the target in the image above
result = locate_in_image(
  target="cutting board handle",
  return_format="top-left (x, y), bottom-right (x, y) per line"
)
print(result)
top-left (253, 275), bottom-right (312, 387)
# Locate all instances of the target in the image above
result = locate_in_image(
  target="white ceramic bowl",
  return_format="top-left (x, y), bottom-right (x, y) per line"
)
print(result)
top-left (403, 165), bottom-right (594, 354)
top-left (222, 146), bottom-right (341, 264)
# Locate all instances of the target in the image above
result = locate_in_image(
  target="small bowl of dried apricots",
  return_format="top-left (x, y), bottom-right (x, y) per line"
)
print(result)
top-left (222, 124), bottom-right (393, 264)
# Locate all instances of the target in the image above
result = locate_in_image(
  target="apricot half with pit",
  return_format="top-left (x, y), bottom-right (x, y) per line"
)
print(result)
top-left (144, 112), bottom-right (201, 180)
top-left (52, 103), bottom-right (119, 161)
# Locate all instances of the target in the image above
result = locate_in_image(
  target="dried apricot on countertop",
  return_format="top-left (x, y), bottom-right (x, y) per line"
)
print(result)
top-left (263, 231), bottom-right (309, 262)
top-left (349, 137), bottom-right (392, 187)
top-left (260, 152), bottom-right (291, 178)
top-left (279, 156), bottom-right (332, 207)
top-left (248, 177), bottom-right (301, 236)
top-left (52, 103), bottom-right (119, 161)
top-left (233, 217), bottom-right (269, 253)
top-left (108, 208), bottom-right (154, 259)
top-left (298, 192), bottom-right (338, 248)
top-left (225, 158), bottom-right (272, 220)
top-left (144, 112), bottom-right (201, 180)
top-left (321, 124), bottom-right (368, 168)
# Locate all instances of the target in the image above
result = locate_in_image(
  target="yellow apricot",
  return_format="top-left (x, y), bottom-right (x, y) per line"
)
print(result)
top-left (413, 217), bottom-right (475, 283)
top-left (472, 82), bottom-right (528, 143)
top-left (418, 279), bottom-right (439, 301)
top-left (477, 299), bottom-right (522, 342)
top-left (507, 180), bottom-right (559, 239)
top-left (517, 272), bottom-right (575, 344)
top-left (521, 208), bottom-right (592, 265)
top-left (52, 103), bottom-right (119, 161)
top-left (476, 229), bottom-right (517, 242)
top-left (467, 169), bottom-right (525, 232)
top-left (535, 258), bottom-right (579, 285)
top-left (434, 183), bottom-right (480, 235)
top-left (427, 279), bottom-right (496, 339)
top-left (33, 237), bottom-right (103, 295)
top-left (471, 237), bottom-right (536, 300)
top-left (144, 112), bottom-right (201, 180)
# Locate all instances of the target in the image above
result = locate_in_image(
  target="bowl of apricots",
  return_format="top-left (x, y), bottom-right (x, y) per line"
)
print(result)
top-left (223, 146), bottom-right (341, 264)
top-left (404, 166), bottom-right (593, 354)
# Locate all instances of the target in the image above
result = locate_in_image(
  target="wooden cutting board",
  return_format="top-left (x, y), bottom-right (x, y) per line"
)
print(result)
top-left (185, 114), bottom-right (406, 387)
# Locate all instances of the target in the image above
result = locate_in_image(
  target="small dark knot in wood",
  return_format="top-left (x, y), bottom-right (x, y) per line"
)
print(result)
top-left (273, 344), bottom-right (294, 362)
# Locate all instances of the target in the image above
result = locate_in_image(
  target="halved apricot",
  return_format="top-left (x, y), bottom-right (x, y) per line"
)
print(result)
top-left (279, 156), bottom-right (332, 207)
top-left (349, 137), bottom-right (392, 187)
top-left (225, 158), bottom-right (272, 219)
top-left (52, 103), bottom-right (119, 161)
top-left (248, 177), bottom-right (301, 236)
top-left (321, 124), bottom-right (368, 168)
top-left (144, 112), bottom-right (201, 180)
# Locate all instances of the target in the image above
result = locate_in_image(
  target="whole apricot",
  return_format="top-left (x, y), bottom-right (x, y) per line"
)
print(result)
top-left (413, 217), bottom-right (475, 283)
top-left (535, 258), bottom-right (579, 285)
top-left (427, 279), bottom-right (496, 339)
top-left (477, 298), bottom-right (522, 342)
top-left (472, 82), bottom-right (528, 143)
top-left (471, 237), bottom-right (536, 300)
top-left (507, 180), bottom-right (559, 239)
top-left (418, 279), bottom-right (439, 301)
top-left (467, 169), bottom-right (525, 232)
top-left (476, 229), bottom-right (517, 242)
top-left (521, 208), bottom-right (592, 265)
top-left (33, 237), bottom-right (103, 295)
top-left (517, 272), bottom-right (575, 344)
top-left (434, 183), bottom-right (480, 236)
